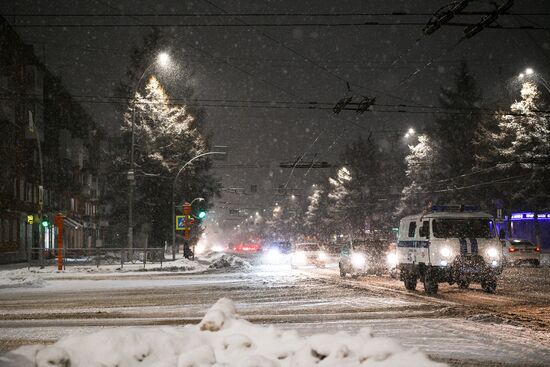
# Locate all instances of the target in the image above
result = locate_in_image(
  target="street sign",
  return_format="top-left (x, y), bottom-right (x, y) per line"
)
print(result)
top-left (176, 215), bottom-right (195, 231)
top-left (176, 215), bottom-right (186, 230)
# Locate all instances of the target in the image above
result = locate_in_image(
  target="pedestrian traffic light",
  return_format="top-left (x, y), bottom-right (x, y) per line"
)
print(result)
top-left (41, 216), bottom-right (49, 228)
top-left (198, 211), bottom-right (206, 219)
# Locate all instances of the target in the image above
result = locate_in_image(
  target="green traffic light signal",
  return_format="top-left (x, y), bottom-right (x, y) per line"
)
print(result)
top-left (198, 211), bottom-right (206, 219)
top-left (41, 217), bottom-right (49, 228)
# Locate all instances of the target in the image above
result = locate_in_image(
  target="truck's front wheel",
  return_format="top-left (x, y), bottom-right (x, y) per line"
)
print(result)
top-left (423, 269), bottom-right (439, 295)
top-left (404, 274), bottom-right (417, 291)
top-left (481, 277), bottom-right (497, 293)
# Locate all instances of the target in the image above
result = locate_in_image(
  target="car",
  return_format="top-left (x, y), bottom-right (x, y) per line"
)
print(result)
top-left (501, 238), bottom-right (541, 266)
top-left (290, 242), bottom-right (329, 268)
top-left (230, 241), bottom-right (262, 255)
top-left (262, 240), bottom-right (292, 264)
top-left (339, 239), bottom-right (393, 278)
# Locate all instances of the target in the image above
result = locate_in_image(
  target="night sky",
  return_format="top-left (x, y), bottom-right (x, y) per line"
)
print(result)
top-left (2, 0), bottom-right (549, 221)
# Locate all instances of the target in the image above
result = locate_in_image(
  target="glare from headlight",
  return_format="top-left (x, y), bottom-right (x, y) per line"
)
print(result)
top-left (487, 247), bottom-right (498, 258)
top-left (195, 244), bottom-right (205, 255)
top-left (293, 251), bottom-right (307, 264)
top-left (318, 251), bottom-right (328, 261)
top-left (265, 248), bottom-right (281, 262)
top-left (351, 253), bottom-right (366, 268)
top-left (386, 252), bottom-right (398, 267)
top-left (212, 245), bottom-right (224, 252)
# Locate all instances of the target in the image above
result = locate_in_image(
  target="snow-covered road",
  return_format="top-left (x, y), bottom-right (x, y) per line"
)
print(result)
top-left (1, 264), bottom-right (549, 366)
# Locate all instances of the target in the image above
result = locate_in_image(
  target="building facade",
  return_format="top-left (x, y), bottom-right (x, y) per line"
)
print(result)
top-left (0, 16), bottom-right (101, 263)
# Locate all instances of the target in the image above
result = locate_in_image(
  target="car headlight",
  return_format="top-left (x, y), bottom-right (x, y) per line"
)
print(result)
top-left (487, 247), bottom-right (499, 258)
top-left (265, 248), bottom-right (281, 262)
top-left (440, 247), bottom-right (451, 257)
top-left (318, 251), bottom-right (328, 261)
top-left (351, 253), bottom-right (366, 268)
top-left (293, 251), bottom-right (306, 264)
top-left (386, 252), bottom-right (398, 267)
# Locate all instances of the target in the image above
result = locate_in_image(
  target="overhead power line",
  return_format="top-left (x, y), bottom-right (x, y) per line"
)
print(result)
top-left (4, 11), bottom-right (547, 17)
top-left (7, 21), bottom-right (547, 30)
top-left (2, 94), bottom-right (549, 118)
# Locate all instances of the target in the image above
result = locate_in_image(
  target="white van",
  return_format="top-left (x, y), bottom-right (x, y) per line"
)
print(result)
top-left (397, 205), bottom-right (503, 294)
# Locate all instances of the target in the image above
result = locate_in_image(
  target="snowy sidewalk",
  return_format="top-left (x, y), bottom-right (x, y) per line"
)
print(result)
top-left (0, 253), bottom-right (251, 289)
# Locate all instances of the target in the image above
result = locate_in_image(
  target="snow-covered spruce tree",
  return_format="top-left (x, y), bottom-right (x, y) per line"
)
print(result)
top-left (304, 183), bottom-right (330, 239)
top-left (400, 61), bottom-right (484, 213)
top-left (376, 135), bottom-right (407, 224)
top-left (471, 106), bottom-right (507, 210)
top-left (266, 197), bottom-right (303, 242)
top-left (304, 186), bottom-right (322, 234)
top-left (432, 60), bottom-right (484, 203)
top-left (326, 167), bottom-right (355, 236)
top-left (326, 136), bottom-right (392, 235)
top-left (493, 81), bottom-right (550, 211)
top-left (399, 134), bottom-right (440, 215)
top-left (106, 76), bottom-right (218, 247)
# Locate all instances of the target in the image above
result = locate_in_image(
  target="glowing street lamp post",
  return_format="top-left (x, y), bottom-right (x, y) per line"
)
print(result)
top-left (171, 151), bottom-right (225, 260)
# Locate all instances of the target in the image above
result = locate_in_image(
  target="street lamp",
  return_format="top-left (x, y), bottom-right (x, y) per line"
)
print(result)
top-left (128, 52), bottom-right (171, 256)
top-left (518, 67), bottom-right (550, 93)
top-left (171, 151), bottom-right (226, 260)
top-left (405, 127), bottom-right (415, 139)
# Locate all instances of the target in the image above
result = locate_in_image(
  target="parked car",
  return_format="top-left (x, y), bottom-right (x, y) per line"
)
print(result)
top-left (290, 242), bottom-right (329, 268)
top-left (501, 238), bottom-right (541, 266)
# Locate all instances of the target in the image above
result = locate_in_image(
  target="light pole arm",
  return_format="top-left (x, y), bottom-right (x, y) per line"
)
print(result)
top-left (172, 151), bottom-right (226, 198)
top-left (191, 197), bottom-right (205, 206)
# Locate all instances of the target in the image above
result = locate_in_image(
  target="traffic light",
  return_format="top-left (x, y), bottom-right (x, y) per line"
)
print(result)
top-left (41, 216), bottom-right (49, 228)
top-left (198, 211), bottom-right (206, 219)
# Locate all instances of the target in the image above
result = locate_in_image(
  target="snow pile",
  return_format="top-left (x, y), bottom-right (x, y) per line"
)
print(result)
top-left (146, 257), bottom-right (208, 272)
top-left (540, 253), bottom-right (550, 267)
top-left (1, 298), bottom-right (445, 367)
top-left (203, 253), bottom-right (252, 270)
top-left (0, 269), bottom-right (45, 289)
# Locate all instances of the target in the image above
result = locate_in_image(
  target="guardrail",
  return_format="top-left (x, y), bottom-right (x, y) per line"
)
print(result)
top-left (27, 247), bottom-right (166, 270)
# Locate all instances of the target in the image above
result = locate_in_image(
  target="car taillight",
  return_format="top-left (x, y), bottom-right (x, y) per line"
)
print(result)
top-left (509, 247), bottom-right (517, 252)
top-left (534, 247), bottom-right (541, 252)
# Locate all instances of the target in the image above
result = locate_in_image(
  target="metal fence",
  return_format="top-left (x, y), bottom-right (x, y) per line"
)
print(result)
top-left (27, 247), bottom-right (166, 269)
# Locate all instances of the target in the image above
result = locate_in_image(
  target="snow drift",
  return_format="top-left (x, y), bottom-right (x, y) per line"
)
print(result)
top-left (0, 269), bottom-right (45, 289)
top-left (1, 298), bottom-right (445, 367)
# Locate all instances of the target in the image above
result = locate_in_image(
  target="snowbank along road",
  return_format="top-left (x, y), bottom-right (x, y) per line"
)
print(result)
top-left (0, 262), bottom-right (549, 366)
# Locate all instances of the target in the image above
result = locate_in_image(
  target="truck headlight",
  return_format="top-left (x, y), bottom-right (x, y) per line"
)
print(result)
top-left (351, 253), bottom-right (366, 268)
top-left (487, 247), bottom-right (498, 258)
top-left (386, 252), bottom-right (398, 267)
top-left (318, 251), bottom-right (328, 261)
top-left (293, 251), bottom-right (306, 264)
top-left (440, 247), bottom-right (451, 257)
